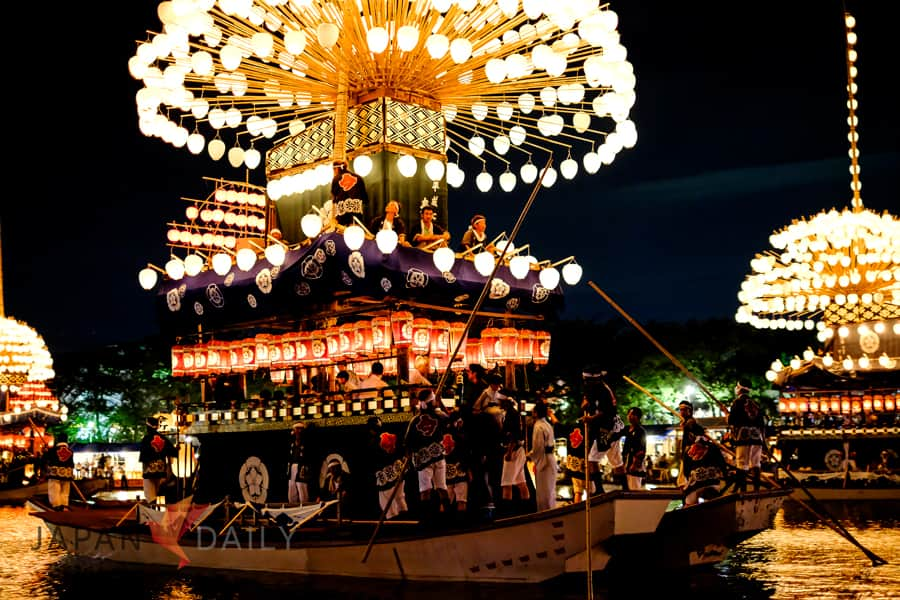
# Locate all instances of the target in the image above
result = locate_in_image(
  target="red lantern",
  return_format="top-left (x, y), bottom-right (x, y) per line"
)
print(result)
top-left (268, 335), bottom-right (283, 368)
top-left (311, 330), bottom-right (329, 364)
top-left (371, 317), bottom-right (391, 352)
top-left (354, 320), bottom-right (373, 356)
top-left (213, 340), bottom-right (231, 372)
top-left (255, 334), bottom-right (271, 368)
top-left (886, 395), bottom-right (896, 411)
top-left (430, 320), bottom-right (450, 358)
top-left (841, 396), bottom-right (851, 414)
top-left (390, 311), bottom-right (414, 346)
top-left (325, 326), bottom-right (341, 359)
top-left (241, 338), bottom-right (256, 371)
top-left (448, 322), bottom-right (467, 361)
top-left (862, 396), bottom-right (872, 412)
top-left (281, 334), bottom-right (298, 367)
top-left (498, 327), bottom-right (518, 363)
top-left (411, 318), bottom-right (432, 355)
top-left (171, 346), bottom-right (186, 377)
top-left (830, 398), bottom-right (840, 413)
top-left (798, 400), bottom-right (808, 413)
top-left (778, 399), bottom-right (787, 413)
top-left (534, 331), bottom-right (551, 365)
top-left (480, 327), bottom-right (501, 362)
top-left (517, 329), bottom-right (535, 363)
top-left (873, 395), bottom-right (883, 411)
top-left (295, 332), bottom-right (311, 366)
top-left (193, 344), bottom-right (209, 375)
top-left (338, 323), bottom-right (355, 359)
top-left (465, 338), bottom-right (483, 367)
top-left (809, 399), bottom-right (819, 412)
top-left (820, 398), bottom-right (830, 413)
top-left (228, 340), bottom-right (241, 372)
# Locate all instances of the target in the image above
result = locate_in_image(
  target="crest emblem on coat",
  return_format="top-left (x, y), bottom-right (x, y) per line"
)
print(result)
top-left (415, 414), bottom-right (439, 437)
top-left (379, 432), bottom-right (398, 454)
top-left (337, 172), bottom-right (359, 191)
top-left (569, 427), bottom-right (584, 449)
top-left (56, 445), bottom-right (73, 462)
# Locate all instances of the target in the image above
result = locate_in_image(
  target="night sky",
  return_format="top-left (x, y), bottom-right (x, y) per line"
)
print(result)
top-left (2, 1), bottom-right (897, 355)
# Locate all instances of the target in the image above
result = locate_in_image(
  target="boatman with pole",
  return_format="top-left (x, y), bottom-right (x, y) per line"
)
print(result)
top-left (43, 432), bottom-right (75, 511)
top-left (139, 416), bottom-right (178, 504)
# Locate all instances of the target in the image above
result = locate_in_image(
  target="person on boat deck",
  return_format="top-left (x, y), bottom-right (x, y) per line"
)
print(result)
top-left (367, 416), bottom-right (408, 520)
top-left (357, 361), bottom-right (392, 402)
top-left (330, 159), bottom-right (368, 228)
top-left (620, 407), bottom-right (648, 490)
top-left (406, 388), bottom-right (450, 524)
top-left (581, 369), bottom-right (625, 494)
top-left (369, 200), bottom-right (407, 246)
top-left (459, 214), bottom-right (496, 254)
top-left (44, 433), bottom-right (74, 510)
top-left (470, 373), bottom-right (505, 518)
top-left (727, 380), bottom-right (766, 492)
top-left (462, 363), bottom-right (488, 410)
top-left (412, 205), bottom-right (451, 249)
top-left (320, 457), bottom-right (350, 503)
top-left (499, 395), bottom-right (530, 516)
top-left (336, 370), bottom-right (358, 397)
top-left (529, 402), bottom-right (558, 511)
top-left (139, 416), bottom-right (178, 504)
top-left (288, 422), bottom-right (314, 504)
top-left (442, 410), bottom-right (470, 520)
top-left (677, 401), bottom-right (727, 505)
top-left (336, 360), bottom-right (360, 388)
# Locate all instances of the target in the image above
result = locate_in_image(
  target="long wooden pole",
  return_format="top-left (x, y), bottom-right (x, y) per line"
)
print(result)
top-left (622, 375), bottom-right (679, 421)
top-left (363, 156), bottom-right (554, 564)
top-left (591, 284), bottom-right (887, 567)
top-left (583, 420), bottom-right (593, 600)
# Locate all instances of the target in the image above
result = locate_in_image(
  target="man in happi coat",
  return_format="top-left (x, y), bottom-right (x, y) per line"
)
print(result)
top-left (368, 417), bottom-right (408, 520)
top-left (139, 416), bottom-right (178, 503)
top-left (44, 433), bottom-right (75, 510)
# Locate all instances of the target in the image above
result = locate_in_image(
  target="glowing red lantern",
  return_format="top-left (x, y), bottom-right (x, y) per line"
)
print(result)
top-left (830, 398), bottom-right (840, 413)
top-left (281, 334), bottom-right (298, 367)
top-left (430, 320), bottom-right (450, 358)
top-left (311, 330), bottom-right (329, 364)
top-left (255, 334), bottom-right (271, 368)
top-left (338, 323), bottom-right (355, 359)
top-left (517, 329), bottom-right (535, 363)
top-left (873, 395), bottom-right (883, 411)
top-left (324, 326), bottom-right (341, 359)
top-left (534, 331), bottom-right (551, 365)
top-left (885, 395), bottom-right (895, 411)
top-left (193, 344), bottom-right (209, 375)
top-left (268, 335), bottom-right (283, 368)
top-left (809, 399), bottom-right (819, 412)
top-left (241, 338), bottom-right (256, 371)
top-left (354, 320), bottom-right (373, 356)
top-left (411, 318), bottom-right (432, 355)
top-left (841, 396), bottom-right (851, 414)
top-left (498, 327), bottom-right (518, 363)
top-left (465, 338), bottom-right (483, 367)
top-left (862, 396), bottom-right (872, 412)
top-left (228, 340), bottom-right (242, 371)
top-left (480, 327), bottom-right (501, 362)
top-left (390, 311), bottom-right (414, 346)
top-left (371, 317), bottom-right (391, 352)
top-left (778, 399), bottom-right (787, 413)
top-left (798, 400), bottom-right (808, 413)
top-left (820, 399), bottom-right (830, 413)
top-left (448, 322), bottom-right (467, 361)
top-left (295, 332), bottom-right (311, 366)
top-left (171, 346), bottom-right (186, 377)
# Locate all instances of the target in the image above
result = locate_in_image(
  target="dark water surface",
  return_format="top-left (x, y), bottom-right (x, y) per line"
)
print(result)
top-left (2, 502), bottom-right (898, 599)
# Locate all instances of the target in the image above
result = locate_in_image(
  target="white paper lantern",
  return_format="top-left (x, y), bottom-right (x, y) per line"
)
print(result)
top-left (583, 151), bottom-right (601, 174)
top-left (517, 93), bottom-right (535, 114)
top-left (317, 23), bottom-right (339, 48)
top-left (573, 112), bottom-right (591, 133)
top-left (301, 213), bottom-right (323, 238)
top-left (284, 29), bottom-right (307, 54)
top-left (449, 38), bottom-right (472, 63)
top-left (138, 267), bottom-right (158, 290)
top-left (447, 162), bottom-right (465, 188)
top-left (227, 146), bottom-right (245, 168)
top-left (433, 247), bottom-right (455, 273)
top-left (509, 125), bottom-right (526, 146)
top-left (560, 157), bottom-right (578, 180)
top-left (184, 253), bottom-right (205, 276)
top-left (236, 247), bottom-right (257, 271)
top-left (212, 252), bottom-right (233, 275)
top-left (540, 166), bottom-right (557, 187)
top-left (499, 170), bottom-right (516, 192)
top-left (493, 135), bottom-right (510, 155)
top-left (509, 255), bottom-right (530, 280)
top-left (265, 243), bottom-right (286, 266)
top-left (165, 257), bottom-right (186, 280)
top-left (468, 136), bottom-right (485, 156)
top-left (343, 224), bottom-right (365, 250)
top-left (367, 27), bottom-right (389, 53)
top-left (520, 162), bottom-right (538, 183)
top-left (397, 25), bottom-right (419, 51)
top-left (187, 132), bottom-right (205, 155)
top-left (244, 148), bottom-right (261, 169)
top-left (425, 158), bottom-right (445, 181)
top-left (562, 262), bottom-right (583, 285)
top-left (397, 154), bottom-right (418, 177)
top-left (353, 154), bottom-right (373, 176)
top-left (539, 267), bottom-right (560, 289)
top-left (426, 34), bottom-right (449, 59)
top-left (375, 229), bottom-right (398, 254)
top-left (474, 251), bottom-right (495, 276)
top-left (476, 171), bottom-right (493, 192)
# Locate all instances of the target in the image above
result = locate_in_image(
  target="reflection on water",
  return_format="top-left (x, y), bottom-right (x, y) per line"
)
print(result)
top-left (3, 502), bottom-right (899, 600)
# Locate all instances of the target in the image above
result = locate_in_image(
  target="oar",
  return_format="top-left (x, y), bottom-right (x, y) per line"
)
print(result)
top-left (362, 156), bottom-right (555, 564)
top-left (590, 282), bottom-right (887, 567)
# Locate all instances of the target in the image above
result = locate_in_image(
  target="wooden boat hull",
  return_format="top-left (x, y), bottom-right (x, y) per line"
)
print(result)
top-left (788, 486), bottom-right (900, 502)
top-left (606, 488), bottom-right (791, 570)
top-left (0, 478), bottom-right (109, 506)
top-left (31, 490), bottom-right (678, 583)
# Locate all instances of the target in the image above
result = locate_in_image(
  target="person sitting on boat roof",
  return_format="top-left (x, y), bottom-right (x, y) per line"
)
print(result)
top-left (406, 388), bottom-right (450, 525)
top-left (412, 204), bottom-right (450, 249)
top-left (139, 416), bottom-right (178, 504)
top-left (288, 422), bottom-right (315, 505)
top-left (727, 380), bottom-right (766, 492)
top-left (677, 401), bottom-right (728, 505)
top-left (459, 214), bottom-right (496, 254)
top-left (367, 416), bottom-right (409, 521)
top-left (370, 200), bottom-right (407, 246)
top-left (331, 159), bottom-right (368, 229)
top-left (43, 433), bottom-right (74, 511)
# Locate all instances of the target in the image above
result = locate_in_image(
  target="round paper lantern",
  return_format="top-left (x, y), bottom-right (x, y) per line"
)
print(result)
top-left (375, 229), bottom-right (398, 254)
top-left (325, 326), bottom-right (341, 359)
top-left (509, 255), bottom-right (530, 280)
top-left (139, 267), bottom-right (158, 290)
top-left (193, 345), bottom-right (209, 376)
top-left (433, 246), bottom-right (455, 273)
top-left (474, 250), bottom-right (495, 276)
top-left (311, 330), bottom-right (329, 365)
top-left (539, 266), bottom-right (560, 289)
top-left (353, 154), bottom-right (373, 176)
top-left (343, 224), bottom-right (365, 250)
top-left (212, 252), bottom-right (232, 275)
top-left (562, 262), bottom-right (583, 285)
top-left (236, 247), bottom-right (257, 271)
top-left (430, 320), bottom-right (451, 358)
top-left (301, 213), bottom-right (323, 238)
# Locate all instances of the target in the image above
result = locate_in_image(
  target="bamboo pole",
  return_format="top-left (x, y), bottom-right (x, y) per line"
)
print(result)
top-left (591, 284), bottom-right (887, 567)
top-left (584, 420), bottom-right (593, 600)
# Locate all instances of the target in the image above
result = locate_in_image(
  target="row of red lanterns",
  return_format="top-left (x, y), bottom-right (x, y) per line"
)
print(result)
top-left (171, 312), bottom-right (551, 377)
top-left (778, 393), bottom-right (897, 414)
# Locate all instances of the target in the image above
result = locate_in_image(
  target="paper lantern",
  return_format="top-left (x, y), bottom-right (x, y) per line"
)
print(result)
top-left (228, 341), bottom-right (241, 372)
top-left (255, 334), bottom-right (272, 368)
top-left (171, 345), bottom-right (186, 377)
top-left (371, 317), bottom-right (392, 352)
top-left (886, 395), bottom-right (896, 411)
top-left (809, 400), bottom-right (819, 412)
top-left (310, 330), bottom-right (329, 364)
top-left (210, 340), bottom-right (229, 372)
top-left (830, 398), bottom-right (840, 413)
top-left (465, 338), bottom-right (483, 367)
top-left (241, 338), bottom-right (257, 371)
top-left (390, 311), bottom-right (414, 346)
top-left (873, 395), bottom-right (883, 411)
top-left (281, 334), bottom-right (297, 367)
top-left (448, 322), bottom-right (467, 361)
top-left (497, 327), bottom-right (519, 363)
top-left (534, 331), bottom-right (551, 365)
top-left (325, 326), bottom-right (341, 359)
top-left (193, 345), bottom-right (209, 376)
top-left (430, 320), bottom-right (450, 358)
top-left (480, 327), bottom-right (501, 362)
top-left (862, 396), bottom-right (872, 412)
top-left (517, 329), bottom-right (535, 363)
top-left (339, 323), bottom-right (355, 359)
top-left (295, 332), bottom-right (311, 366)
top-left (411, 318), bottom-right (433, 355)
top-left (354, 320), bottom-right (373, 356)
